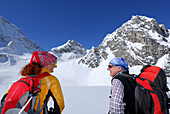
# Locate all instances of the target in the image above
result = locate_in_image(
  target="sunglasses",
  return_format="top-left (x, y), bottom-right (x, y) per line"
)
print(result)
top-left (108, 65), bottom-right (114, 68)
top-left (108, 64), bottom-right (128, 71)
top-left (51, 61), bottom-right (57, 67)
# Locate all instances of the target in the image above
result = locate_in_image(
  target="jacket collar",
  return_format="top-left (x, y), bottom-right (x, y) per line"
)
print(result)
top-left (40, 67), bottom-right (51, 74)
top-left (113, 71), bottom-right (129, 78)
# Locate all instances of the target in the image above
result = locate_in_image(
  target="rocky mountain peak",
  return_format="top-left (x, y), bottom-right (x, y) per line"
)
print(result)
top-left (78, 15), bottom-right (170, 75)
top-left (129, 15), bottom-right (169, 37)
top-left (78, 46), bottom-right (108, 68)
top-left (0, 16), bottom-right (43, 55)
top-left (50, 40), bottom-right (87, 61)
top-left (0, 16), bottom-right (43, 64)
top-left (0, 16), bottom-right (25, 36)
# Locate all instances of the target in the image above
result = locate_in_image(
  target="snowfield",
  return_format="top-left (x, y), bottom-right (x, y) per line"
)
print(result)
top-left (0, 53), bottom-right (169, 114)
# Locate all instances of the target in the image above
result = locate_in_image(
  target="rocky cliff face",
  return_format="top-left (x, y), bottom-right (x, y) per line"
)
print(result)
top-left (78, 15), bottom-right (170, 75)
top-left (78, 46), bottom-right (108, 68)
top-left (164, 53), bottom-right (170, 76)
top-left (50, 40), bottom-right (87, 61)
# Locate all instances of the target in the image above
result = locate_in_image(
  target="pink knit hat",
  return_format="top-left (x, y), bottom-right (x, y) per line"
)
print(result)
top-left (30, 51), bottom-right (57, 67)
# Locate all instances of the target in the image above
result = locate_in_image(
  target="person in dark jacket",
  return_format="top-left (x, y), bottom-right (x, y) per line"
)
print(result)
top-left (107, 57), bottom-right (135, 114)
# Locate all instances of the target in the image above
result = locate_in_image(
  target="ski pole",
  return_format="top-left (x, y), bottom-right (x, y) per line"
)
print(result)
top-left (18, 96), bottom-right (33, 114)
top-left (18, 88), bottom-right (41, 114)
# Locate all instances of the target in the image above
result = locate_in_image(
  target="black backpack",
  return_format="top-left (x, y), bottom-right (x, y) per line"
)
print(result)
top-left (114, 65), bottom-right (170, 114)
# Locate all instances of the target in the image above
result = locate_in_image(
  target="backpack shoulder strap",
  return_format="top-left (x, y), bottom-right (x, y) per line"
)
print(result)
top-left (29, 72), bottom-right (51, 112)
top-left (113, 74), bottom-right (135, 90)
top-left (113, 74), bottom-right (136, 114)
top-left (38, 72), bottom-right (51, 79)
top-left (140, 64), bottom-right (151, 72)
top-left (113, 75), bottom-right (128, 85)
top-left (114, 73), bottom-right (136, 88)
top-left (0, 93), bottom-right (8, 113)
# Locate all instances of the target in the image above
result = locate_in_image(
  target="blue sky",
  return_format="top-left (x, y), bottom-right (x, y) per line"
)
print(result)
top-left (0, 0), bottom-right (170, 51)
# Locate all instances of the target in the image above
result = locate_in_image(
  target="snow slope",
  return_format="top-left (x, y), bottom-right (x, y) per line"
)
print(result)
top-left (0, 53), bottom-right (111, 114)
top-left (61, 86), bottom-right (110, 114)
top-left (0, 53), bottom-right (169, 114)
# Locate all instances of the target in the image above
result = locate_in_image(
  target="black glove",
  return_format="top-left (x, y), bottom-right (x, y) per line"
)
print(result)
top-left (48, 107), bottom-right (54, 114)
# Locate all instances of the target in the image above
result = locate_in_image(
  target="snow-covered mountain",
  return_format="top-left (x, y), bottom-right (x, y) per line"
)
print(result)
top-left (78, 15), bottom-right (170, 76)
top-left (0, 15), bottom-right (170, 87)
top-left (50, 40), bottom-right (87, 61)
top-left (0, 16), bottom-right (43, 64)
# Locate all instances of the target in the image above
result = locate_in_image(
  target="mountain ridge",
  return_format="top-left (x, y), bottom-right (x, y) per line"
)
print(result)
top-left (0, 15), bottom-right (169, 76)
top-left (52, 15), bottom-right (170, 75)
top-left (0, 16), bottom-right (43, 65)
top-left (0, 16), bottom-right (43, 55)
top-left (50, 40), bottom-right (87, 61)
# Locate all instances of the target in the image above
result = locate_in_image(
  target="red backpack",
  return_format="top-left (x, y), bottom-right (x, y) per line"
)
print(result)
top-left (135, 65), bottom-right (170, 114)
top-left (0, 72), bottom-right (50, 114)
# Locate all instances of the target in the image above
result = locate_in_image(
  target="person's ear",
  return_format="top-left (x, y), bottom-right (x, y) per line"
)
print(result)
top-left (117, 67), bottom-right (122, 72)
